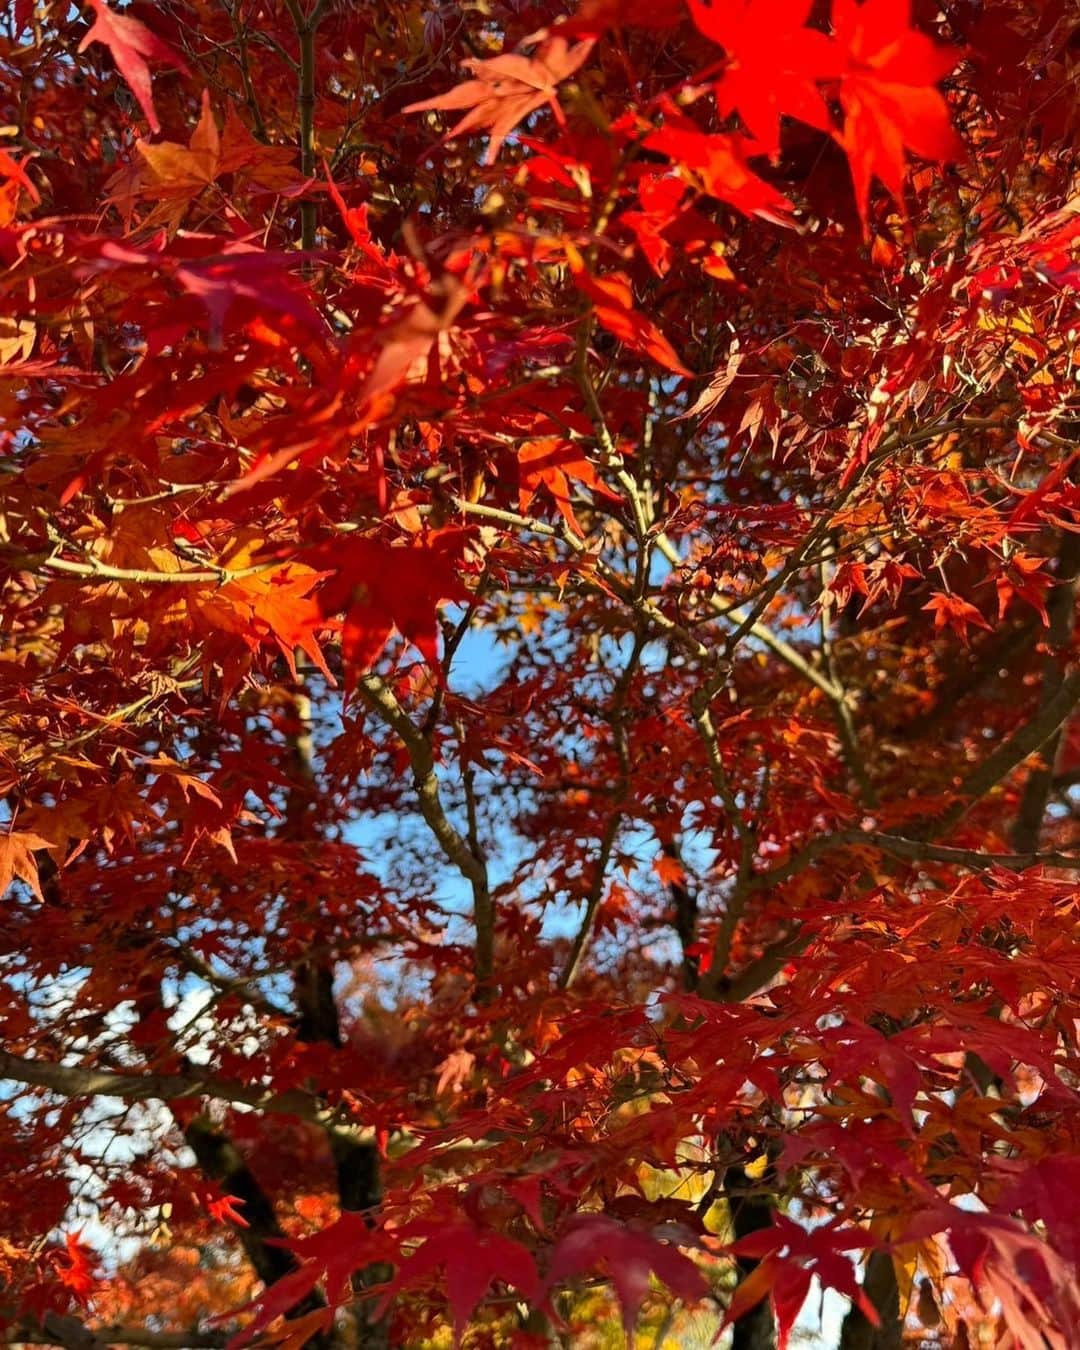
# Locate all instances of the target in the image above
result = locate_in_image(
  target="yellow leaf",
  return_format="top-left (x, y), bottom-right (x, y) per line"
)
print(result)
top-left (0, 316), bottom-right (34, 365)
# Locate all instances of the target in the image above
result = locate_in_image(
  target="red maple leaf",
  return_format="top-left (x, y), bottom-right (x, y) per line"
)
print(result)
top-left (832, 0), bottom-right (962, 227)
top-left (228, 1212), bottom-right (391, 1348)
top-left (545, 1216), bottom-right (706, 1339)
top-left (995, 552), bottom-right (1051, 624)
top-left (723, 1218), bottom-right (877, 1349)
top-left (643, 112), bottom-right (796, 225)
top-left (689, 0), bottom-right (842, 155)
top-left (56, 1233), bottom-right (96, 1305)
top-left (78, 0), bottom-right (189, 135)
top-left (948, 1214), bottom-right (1080, 1350)
top-left (317, 533), bottom-right (472, 676)
top-left (174, 244), bottom-right (328, 349)
top-left (378, 1224), bottom-right (538, 1343)
top-left (404, 37), bottom-right (595, 164)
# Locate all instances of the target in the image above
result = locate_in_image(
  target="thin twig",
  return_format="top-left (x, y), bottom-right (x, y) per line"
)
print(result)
top-left (356, 673), bottom-right (494, 989)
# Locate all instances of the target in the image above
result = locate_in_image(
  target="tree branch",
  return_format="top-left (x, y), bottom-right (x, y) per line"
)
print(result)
top-left (9, 1319), bottom-right (227, 1349)
top-left (41, 554), bottom-right (276, 587)
top-left (691, 674), bottom-right (758, 1001)
top-left (184, 1117), bottom-right (317, 1295)
top-left (942, 665), bottom-right (1080, 829)
top-left (558, 810), bottom-right (623, 991)
top-left (283, 0), bottom-right (329, 252)
top-left (694, 831), bottom-right (1080, 1003)
top-left (710, 928), bottom-right (807, 1003)
top-left (653, 534), bottom-right (843, 702)
top-left (1012, 528), bottom-right (1080, 851)
top-left (168, 941), bottom-right (291, 1023)
top-left (867, 833), bottom-right (1080, 873)
top-left (356, 673), bottom-right (494, 989)
top-left (743, 828), bottom-right (1080, 898)
top-left (838, 1250), bottom-right (902, 1350)
top-left (558, 628), bottom-right (647, 988)
top-left (0, 1050), bottom-right (324, 1121)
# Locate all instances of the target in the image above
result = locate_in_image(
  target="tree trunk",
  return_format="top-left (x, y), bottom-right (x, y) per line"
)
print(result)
top-left (838, 1252), bottom-right (903, 1350)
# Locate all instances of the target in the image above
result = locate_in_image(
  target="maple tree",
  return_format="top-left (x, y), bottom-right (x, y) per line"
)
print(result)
top-left (4, 0), bottom-right (1080, 1346)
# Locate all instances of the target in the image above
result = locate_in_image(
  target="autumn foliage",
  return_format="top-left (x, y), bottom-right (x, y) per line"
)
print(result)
top-left (4, 0), bottom-right (1080, 1346)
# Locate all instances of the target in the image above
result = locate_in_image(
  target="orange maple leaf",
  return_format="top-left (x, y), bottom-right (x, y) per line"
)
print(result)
top-left (207, 1194), bottom-right (249, 1228)
top-left (404, 36), bottom-right (595, 164)
top-left (652, 852), bottom-right (687, 887)
top-left (923, 592), bottom-right (991, 645)
top-left (0, 830), bottom-right (56, 901)
top-left (518, 437), bottom-right (619, 535)
top-left (566, 246), bottom-right (692, 377)
top-left (135, 89), bottom-right (220, 199)
top-left (0, 149), bottom-right (40, 204)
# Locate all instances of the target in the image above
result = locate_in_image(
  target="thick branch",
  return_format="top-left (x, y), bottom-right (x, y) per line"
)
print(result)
top-left (710, 929), bottom-right (806, 1003)
top-left (0, 1050), bottom-right (323, 1120)
top-left (10, 1319), bottom-right (226, 1349)
top-left (664, 838), bottom-right (701, 990)
top-left (184, 1118), bottom-right (310, 1292)
top-left (942, 665), bottom-right (1080, 829)
top-left (866, 833), bottom-right (1080, 873)
top-left (1012, 529), bottom-right (1080, 851)
top-left (726, 1161), bottom-right (779, 1350)
top-left (17, 1316), bottom-right (107, 1350)
top-left (283, 0), bottom-right (330, 252)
